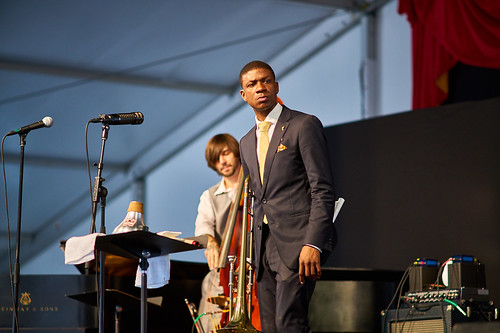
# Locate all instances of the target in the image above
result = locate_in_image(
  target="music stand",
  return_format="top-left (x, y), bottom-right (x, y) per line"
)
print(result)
top-left (95, 230), bottom-right (203, 333)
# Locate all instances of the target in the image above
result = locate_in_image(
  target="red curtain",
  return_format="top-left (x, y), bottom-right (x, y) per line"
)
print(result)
top-left (398, 0), bottom-right (500, 109)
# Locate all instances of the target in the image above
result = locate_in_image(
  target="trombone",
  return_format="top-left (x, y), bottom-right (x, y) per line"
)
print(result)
top-left (217, 175), bottom-right (261, 333)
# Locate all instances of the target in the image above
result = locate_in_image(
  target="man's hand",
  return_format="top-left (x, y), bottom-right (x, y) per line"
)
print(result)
top-left (298, 245), bottom-right (321, 284)
top-left (204, 235), bottom-right (220, 270)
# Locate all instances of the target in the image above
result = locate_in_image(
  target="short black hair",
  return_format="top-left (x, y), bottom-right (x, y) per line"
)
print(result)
top-left (239, 60), bottom-right (276, 88)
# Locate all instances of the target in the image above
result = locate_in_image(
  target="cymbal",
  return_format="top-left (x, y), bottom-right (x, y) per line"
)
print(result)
top-left (207, 295), bottom-right (229, 309)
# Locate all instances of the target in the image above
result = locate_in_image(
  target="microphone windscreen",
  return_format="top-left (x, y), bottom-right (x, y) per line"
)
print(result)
top-left (42, 116), bottom-right (54, 128)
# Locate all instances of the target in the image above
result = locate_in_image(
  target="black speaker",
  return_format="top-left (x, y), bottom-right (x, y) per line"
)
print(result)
top-left (382, 305), bottom-right (494, 333)
top-left (409, 266), bottom-right (439, 292)
top-left (447, 262), bottom-right (486, 289)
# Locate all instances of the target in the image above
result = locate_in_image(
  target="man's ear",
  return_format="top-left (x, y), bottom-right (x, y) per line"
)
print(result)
top-left (240, 89), bottom-right (247, 102)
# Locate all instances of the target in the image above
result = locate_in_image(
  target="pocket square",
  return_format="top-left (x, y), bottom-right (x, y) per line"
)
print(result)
top-left (277, 144), bottom-right (287, 152)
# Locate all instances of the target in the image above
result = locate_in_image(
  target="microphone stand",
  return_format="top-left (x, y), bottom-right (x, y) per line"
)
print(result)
top-left (11, 133), bottom-right (27, 333)
top-left (89, 124), bottom-right (109, 333)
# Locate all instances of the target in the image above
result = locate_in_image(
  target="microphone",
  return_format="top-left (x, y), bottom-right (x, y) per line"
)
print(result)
top-left (7, 116), bottom-right (53, 136)
top-left (90, 112), bottom-right (144, 125)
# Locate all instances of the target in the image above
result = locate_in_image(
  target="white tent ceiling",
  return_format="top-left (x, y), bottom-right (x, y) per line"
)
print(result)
top-left (0, 0), bottom-right (390, 272)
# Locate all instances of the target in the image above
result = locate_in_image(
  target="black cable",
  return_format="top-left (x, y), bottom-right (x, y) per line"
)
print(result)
top-left (398, 306), bottom-right (415, 333)
top-left (382, 264), bottom-right (411, 332)
top-left (413, 303), bottom-right (436, 312)
top-left (396, 267), bottom-right (411, 328)
top-left (85, 121), bottom-right (93, 216)
top-left (438, 300), bottom-right (448, 333)
top-left (434, 258), bottom-right (450, 292)
top-left (1, 135), bottom-right (19, 332)
top-left (435, 259), bottom-right (451, 332)
top-left (386, 265), bottom-right (411, 311)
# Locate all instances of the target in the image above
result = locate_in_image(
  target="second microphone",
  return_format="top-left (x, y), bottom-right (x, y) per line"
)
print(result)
top-left (90, 112), bottom-right (144, 125)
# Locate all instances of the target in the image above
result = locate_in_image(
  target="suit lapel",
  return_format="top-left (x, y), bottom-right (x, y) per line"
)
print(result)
top-left (261, 107), bottom-right (291, 191)
top-left (245, 125), bottom-right (260, 188)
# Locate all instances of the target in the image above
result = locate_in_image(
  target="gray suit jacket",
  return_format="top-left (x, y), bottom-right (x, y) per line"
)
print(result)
top-left (240, 106), bottom-right (336, 273)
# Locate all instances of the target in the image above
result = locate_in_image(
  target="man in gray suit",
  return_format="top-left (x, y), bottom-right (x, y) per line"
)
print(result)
top-left (239, 60), bottom-right (336, 333)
